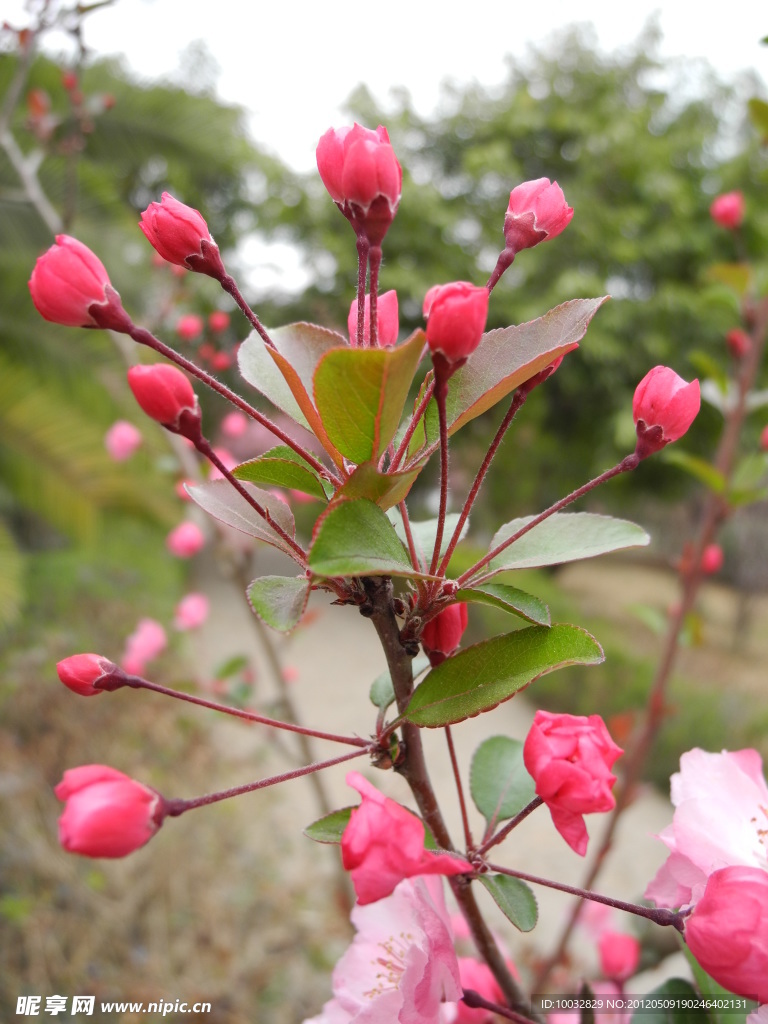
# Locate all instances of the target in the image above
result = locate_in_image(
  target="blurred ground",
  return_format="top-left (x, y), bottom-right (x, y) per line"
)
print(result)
top-left (3, 550), bottom-right (766, 1022)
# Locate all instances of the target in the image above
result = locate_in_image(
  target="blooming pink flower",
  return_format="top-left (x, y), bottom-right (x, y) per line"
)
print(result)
top-left (341, 772), bottom-right (472, 905)
top-left (121, 617), bottom-right (167, 676)
top-left (303, 877), bottom-right (462, 1024)
top-left (104, 420), bottom-right (142, 461)
top-left (208, 310), bottom-right (230, 332)
top-left (347, 290), bottom-right (399, 347)
top-left (57, 653), bottom-right (117, 697)
top-left (424, 282), bottom-right (489, 366)
top-left (127, 364), bottom-right (198, 430)
top-left (139, 192), bottom-right (218, 270)
top-left (173, 592), bottom-right (210, 631)
top-left (710, 191), bottom-right (745, 230)
top-left (29, 235), bottom-right (128, 330)
top-left (176, 313), bottom-right (204, 340)
top-left (316, 124), bottom-right (402, 245)
top-left (727, 328), bottom-right (752, 359)
top-left (446, 958), bottom-right (506, 1023)
top-left (504, 178), bottom-right (573, 256)
top-left (523, 711), bottom-right (623, 856)
top-left (422, 604), bottom-right (469, 666)
top-left (221, 411), bottom-right (249, 438)
top-left (645, 748), bottom-right (768, 909)
top-left (598, 930), bottom-right (640, 981)
top-left (684, 866), bottom-right (768, 1002)
top-left (700, 543), bottom-right (724, 575)
top-left (55, 765), bottom-right (164, 858)
top-left (166, 521), bottom-right (205, 559)
top-left (632, 366), bottom-right (700, 458)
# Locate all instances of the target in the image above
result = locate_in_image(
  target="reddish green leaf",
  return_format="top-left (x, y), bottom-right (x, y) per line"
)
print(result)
top-left (456, 582), bottom-right (550, 626)
top-left (233, 446), bottom-right (330, 499)
top-left (247, 575), bottom-right (311, 632)
top-left (478, 874), bottom-right (538, 932)
top-left (334, 460), bottom-right (423, 510)
top-left (187, 480), bottom-right (297, 557)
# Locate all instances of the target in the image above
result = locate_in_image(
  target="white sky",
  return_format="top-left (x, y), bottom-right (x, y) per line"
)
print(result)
top-left (9, 0), bottom-right (768, 171)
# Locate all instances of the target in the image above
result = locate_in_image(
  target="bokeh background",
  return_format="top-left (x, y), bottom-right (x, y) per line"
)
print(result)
top-left (2, 2), bottom-right (768, 1021)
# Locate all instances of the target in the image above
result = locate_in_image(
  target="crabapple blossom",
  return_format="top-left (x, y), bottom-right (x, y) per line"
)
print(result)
top-left (166, 521), bottom-right (205, 558)
top-left (503, 178), bottom-right (573, 256)
top-left (176, 313), bottom-right (204, 340)
top-left (121, 617), bottom-right (167, 676)
top-left (700, 543), bottom-right (724, 574)
top-left (29, 235), bottom-right (129, 330)
top-left (127, 364), bottom-right (198, 431)
top-left (598, 930), bottom-right (640, 981)
top-left (727, 328), bottom-right (752, 359)
top-left (104, 420), bottom-right (142, 461)
top-left (56, 765), bottom-right (164, 858)
top-left (347, 289), bottom-right (399, 347)
top-left (424, 282), bottom-right (489, 366)
top-left (710, 191), bottom-right (745, 229)
top-left (421, 604), bottom-right (469, 667)
top-left (139, 192), bottom-right (224, 277)
top-left (632, 366), bottom-right (700, 459)
top-left (523, 711), bottom-right (623, 855)
top-left (341, 772), bottom-right (472, 905)
top-left (173, 593), bottom-right (210, 631)
top-left (57, 653), bottom-right (117, 697)
top-left (221, 411), bottom-right (249, 438)
top-left (208, 310), bottom-right (230, 332)
top-left (303, 877), bottom-right (461, 1024)
top-left (645, 748), bottom-right (768, 909)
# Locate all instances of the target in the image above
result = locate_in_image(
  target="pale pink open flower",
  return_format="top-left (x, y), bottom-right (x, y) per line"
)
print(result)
top-left (341, 772), bottom-right (473, 905)
top-left (645, 748), bottom-right (768, 909)
top-left (523, 711), bottom-right (623, 856)
top-left (303, 876), bottom-right (461, 1024)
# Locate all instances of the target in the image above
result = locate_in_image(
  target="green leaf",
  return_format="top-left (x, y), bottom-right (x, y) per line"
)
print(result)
top-left (237, 323), bottom-right (346, 465)
top-left (370, 655), bottom-right (430, 711)
top-left (408, 298), bottom-right (608, 458)
top-left (314, 330), bottom-right (425, 463)
top-left (485, 512), bottom-right (649, 575)
top-left (247, 575), bottom-right (311, 632)
top-left (309, 498), bottom-right (437, 579)
top-left (404, 624), bottom-right (604, 727)
top-left (335, 460), bottom-right (423, 510)
top-left (187, 480), bottom-right (298, 558)
top-left (303, 807), bottom-right (354, 844)
top-left (731, 452), bottom-right (768, 490)
top-left (387, 509), bottom-right (468, 568)
top-left (456, 582), bottom-right (550, 626)
top-left (470, 736), bottom-right (536, 825)
top-left (478, 874), bottom-right (538, 932)
top-left (662, 450), bottom-right (727, 494)
top-left (705, 262), bottom-right (751, 296)
top-left (748, 97), bottom-right (768, 139)
top-left (629, 979), bottom-right (704, 1024)
top-left (233, 445), bottom-right (329, 499)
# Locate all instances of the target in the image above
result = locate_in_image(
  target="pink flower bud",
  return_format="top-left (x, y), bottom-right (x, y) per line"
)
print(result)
top-left (424, 282), bottom-right (489, 365)
top-left (632, 366), bottom-right (700, 459)
top-left (347, 289), bottom-right (399, 347)
top-left (166, 521), bottom-right (205, 559)
top-left (221, 411), bottom-right (248, 438)
top-left (316, 124), bottom-right (402, 245)
top-left (29, 235), bottom-right (129, 330)
top-left (139, 193), bottom-right (224, 277)
top-left (685, 866), bottom-right (768, 1002)
top-left (504, 178), bottom-right (573, 256)
top-left (701, 543), bottom-right (724, 575)
top-left (421, 603), bottom-right (469, 666)
top-left (173, 592), bottom-right (210, 631)
top-left (121, 617), bottom-right (167, 675)
top-left (55, 765), bottom-right (164, 858)
top-left (175, 313), bottom-right (204, 340)
top-left (208, 310), bottom-right (230, 333)
top-left (455, 958), bottom-right (507, 1023)
top-left (127, 364), bottom-right (198, 430)
top-left (710, 191), bottom-right (745, 230)
top-left (104, 420), bottom-right (142, 462)
top-left (726, 328), bottom-right (752, 359)
top-left (598, 930), bottom-right (640, 981)
top-left (341, 771), bottom-right (472, 904)
top-left (57, 653), bottom-right (117, 696)
top-left (523, 711), bottom-right (623, 856)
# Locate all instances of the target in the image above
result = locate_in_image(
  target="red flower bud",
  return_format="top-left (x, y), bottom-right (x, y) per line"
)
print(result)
top-left (208, 310), bottom-right (230, 333)
top-left (700, 543), bottom-right (724, 575)
top-left (503, 178), bottom-right (574, 256)
top-left (347, 290), bottom-right (399, 347)
top-left (316, 124), bottom-right (402, 245)
top-left (127, 364), bottom-right (198, 431)
top-left (176, 313), bottom-right (204, 340)
top-left (57, 653), bottom-right (118, 696)
top-left (421, 603), bottom-right (468, 666)
top-left (710, 191), bottom-right (745, 230)
top-left (726, 328), bottom-right (751, 359)
top-left (55, 765), bottom-right (164, 858)
top-left (424, 282), bottom-right (489, 365)
top-left (166, 521), bottom-right (205, 559)
top-left (139, 193), bottom-right (225, 278)
top-left (29, 235), bottom-right (129, 331)
top-left (632, 366), bottom-right (700, 459)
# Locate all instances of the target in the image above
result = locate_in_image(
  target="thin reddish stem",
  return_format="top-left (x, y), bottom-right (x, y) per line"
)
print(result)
top-left (476, 797), bottom-right (543, 856)
top-left (446, 726), bottom-right (474, 851)
top-left (368, 244), bottom-right (382, 348)
top-left (457, 454), bottom-right (639, 587)
top-left (164, 747), bottom-right (368, 816)
top-left (429, 368), bottom-right (451, 577)
top-left (127, 324), bottom-right (341, 486)
top-left (390, 378), bottom-right (436, 472)
top-left (218, 273), bottom-right (274, 349)
top-left (109, 674), bottom-right (369, 747)
top-left (355, 235), bottom-right (369, 347)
